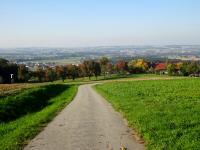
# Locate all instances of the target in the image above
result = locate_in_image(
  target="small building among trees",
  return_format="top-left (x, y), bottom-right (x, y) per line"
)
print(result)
top-left (155, 63), bottom-right (167, 75)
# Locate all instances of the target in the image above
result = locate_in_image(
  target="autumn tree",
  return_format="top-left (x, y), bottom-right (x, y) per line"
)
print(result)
top-left (106, 63), bottom-right (114, 76)
top-left (55, 66), bottom-right (67, 82)
top-left (77, 65), bottom-right (84, 78)
top-left (187, 61), bottom-right (200, 75)
top-left (128, 59), bottom-right (149, 73)
top-left (93, 61), bottom-right (101, 79)
top-left (167, 63), bottom-right (176, 76)
top-left (71, 65), bottom-right (79, 80)
top-left (45, 67), bottom-right (56, 82)
top-left (67, 64), bottom-right (79, 80)
top-left (82, 60), bottom-right (94, 80)
top-left (18, 64), bottom-right (29, 82)
top-left (100, 57), bottom-right (109, 78)
top-left (79, 63), bottom-right (86, 78)
top-left (115, 60), bottom-right (128, 75)
top-left (36, 66), bottom-right (45, 82)
top-left (179, 62), bottom-right (189, 76)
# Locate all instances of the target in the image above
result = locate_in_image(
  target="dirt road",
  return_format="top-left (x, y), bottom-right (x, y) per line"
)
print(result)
top-left (24, 84), bottom-right (145, 150)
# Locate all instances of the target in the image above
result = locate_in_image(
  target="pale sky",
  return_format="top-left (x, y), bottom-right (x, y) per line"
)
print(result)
top-left (0, 0), bottom-right (200, 47)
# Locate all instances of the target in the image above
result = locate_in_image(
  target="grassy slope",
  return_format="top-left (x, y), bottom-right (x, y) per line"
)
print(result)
top-left (95, 79), bottom-right (200, 150)
top-left (0, 84), bottom-right (77, 150)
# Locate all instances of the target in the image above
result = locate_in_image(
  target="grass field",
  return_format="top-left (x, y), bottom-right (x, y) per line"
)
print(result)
top-left (0, 84), bottom-right (77, 150)
top-left (64, 73), bottom-right (176, 85)
top-left (0, 74), bottom-right (176, 96)
top-left (95, 78), bottom-right (200, 149)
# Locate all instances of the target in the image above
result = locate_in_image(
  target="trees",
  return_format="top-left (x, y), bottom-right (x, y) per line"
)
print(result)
top-left (134, 59), bottom-right (149, 70)
top-left (79, 63), bottom-right (86, 78)
top-left (128, 59), bottom-right (149, 73)
top-left (18, 64), bottom-right (29, 82)
top-left (66, 64), bottom-right (79, 80)
top-left (81, 60), bottom-right (93, 80)
top-left (106, 63), bottom-right (114, 76)
top-left (45, 67), bottom-right (56, 82)
top-left (93, 61), bottom-right (101, 79)
top-left (70, 65), bottom-right (79, 80)
top-left (2, 57), bottom-right (200, 84)
top-left (0, 58), bottom-right (9, 65)
top-left (80, 60), bottom-right (101, 80)
top-left (35, 66), bottom-right (45, 82)
top-left (167, 63), bottom-right (176, 76)
top-left (187, 61), bottom-right (200, 75)
top-left (115, 60), bottom-right (128, 75)
top-left (100, 57), bottom-right (109, 78)
top-left (178, 61), bottom-right (200, 76)
top-left (179, 62), bottom-right (189, 76)
top-left (55, 66), bottom-right (67, 82)
top-left (0, 59), bottom-right (18, 83)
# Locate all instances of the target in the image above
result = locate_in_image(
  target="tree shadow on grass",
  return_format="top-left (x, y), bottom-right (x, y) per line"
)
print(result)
top-left (0, 84), bottom-right (69, 123)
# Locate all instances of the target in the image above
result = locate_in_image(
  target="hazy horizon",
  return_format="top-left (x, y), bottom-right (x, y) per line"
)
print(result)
top-left (0, 0), bottom-right (200, 48)
top-left (1, 44), bottom-right (200, 49)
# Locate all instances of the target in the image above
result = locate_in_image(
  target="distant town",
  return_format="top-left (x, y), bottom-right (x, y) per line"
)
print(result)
top-left (0, 45), bottom-right (200, 71)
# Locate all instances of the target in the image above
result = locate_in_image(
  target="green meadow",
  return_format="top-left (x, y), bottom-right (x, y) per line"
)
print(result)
top-left (95, 79), bottom-right (200, 149)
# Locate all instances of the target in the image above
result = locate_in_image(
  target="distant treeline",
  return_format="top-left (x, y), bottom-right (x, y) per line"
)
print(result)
top-left (0, 57), bottom-right (200, 83)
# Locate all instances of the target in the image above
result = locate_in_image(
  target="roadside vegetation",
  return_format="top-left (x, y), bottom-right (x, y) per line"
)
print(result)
top-left (95, 79), bottom-right (200, 149)
top-left (0, 84), bottom-right (77, 150)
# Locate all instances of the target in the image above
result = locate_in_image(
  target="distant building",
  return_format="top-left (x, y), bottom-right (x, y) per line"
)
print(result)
top-left (155, 63), bottom-right (167, 74)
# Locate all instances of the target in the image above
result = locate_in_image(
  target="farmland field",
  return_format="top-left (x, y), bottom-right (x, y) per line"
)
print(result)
top-left (0, 84), bottom-right (77, 150)
top-left (95, 79), bottom-right (200, 149)
top-left (0, 83), bottom-right (49, 97)
top-left (26, 57), bottom-right (82, 65)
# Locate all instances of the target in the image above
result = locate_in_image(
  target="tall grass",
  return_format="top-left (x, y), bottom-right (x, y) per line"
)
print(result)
top-left (95, 79), bottom-right (200, 149)
top-left (0, 84), bottom-right (77, 150)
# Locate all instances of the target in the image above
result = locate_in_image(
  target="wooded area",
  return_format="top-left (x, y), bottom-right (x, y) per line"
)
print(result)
top-left (1, 57), bottom-right (200, 83)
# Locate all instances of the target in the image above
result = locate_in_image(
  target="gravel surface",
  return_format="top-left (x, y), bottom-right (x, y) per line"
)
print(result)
top-left (24, 84), bottom-right (145, 150)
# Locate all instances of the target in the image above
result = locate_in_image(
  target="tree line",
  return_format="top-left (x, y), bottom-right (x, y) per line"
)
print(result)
top-left (167, 61), bottom-right (200, 76)
top-left (0, 57), bottom-right (200, 83)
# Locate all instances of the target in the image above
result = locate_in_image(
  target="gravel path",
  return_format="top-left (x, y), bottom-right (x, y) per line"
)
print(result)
top-left (24, 84), bottom-right (145, 150)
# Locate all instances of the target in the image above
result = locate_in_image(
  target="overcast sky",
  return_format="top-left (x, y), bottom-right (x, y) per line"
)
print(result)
top-left (0, 0), bottom-right (200, 47)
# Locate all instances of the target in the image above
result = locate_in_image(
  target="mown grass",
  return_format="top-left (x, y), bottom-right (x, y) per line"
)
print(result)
top-left (95, 79), bottom-right (200, 149)
top-left (0, 84), bottom-right (77, 150)
top-left (64, 73), bottom-right (173, 85)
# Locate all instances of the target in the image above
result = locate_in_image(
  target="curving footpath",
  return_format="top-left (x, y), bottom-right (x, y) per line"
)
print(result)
top-left (24, 84), bottom-right (145, 150)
